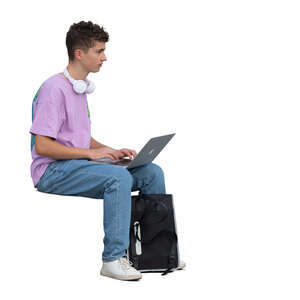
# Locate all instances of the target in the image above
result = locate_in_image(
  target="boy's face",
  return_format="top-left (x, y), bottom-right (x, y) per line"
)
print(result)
top-left (75, 41), bottom-right (107, 73)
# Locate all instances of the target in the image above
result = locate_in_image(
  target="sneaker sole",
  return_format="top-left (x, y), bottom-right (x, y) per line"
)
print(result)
top-left (100, 270), bottom-right (142, 281)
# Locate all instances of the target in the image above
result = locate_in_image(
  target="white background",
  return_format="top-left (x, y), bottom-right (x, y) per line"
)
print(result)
top-left (1, 0), bottom-right (299, 299)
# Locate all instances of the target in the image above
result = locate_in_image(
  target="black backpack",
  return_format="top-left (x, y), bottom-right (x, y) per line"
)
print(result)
top-left (127, 194), bottom-right (179, 275)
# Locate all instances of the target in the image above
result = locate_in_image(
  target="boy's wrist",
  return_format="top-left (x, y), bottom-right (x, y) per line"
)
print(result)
top-left (84, 148), bottom-right (92, 159)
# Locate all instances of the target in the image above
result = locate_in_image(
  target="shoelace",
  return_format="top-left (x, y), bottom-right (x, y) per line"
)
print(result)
top-left (118, 257), bottom-right (134, 270)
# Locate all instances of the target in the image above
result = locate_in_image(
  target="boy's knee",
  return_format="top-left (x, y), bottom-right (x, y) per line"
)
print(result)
top-left (147, 163), bottom-right (165, 180)
top-left (121, 168), bottom-right (134, 186)
top-left (105, 168), bottom-right (133, 189)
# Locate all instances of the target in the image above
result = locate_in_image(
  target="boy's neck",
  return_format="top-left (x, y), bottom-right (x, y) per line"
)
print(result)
top-left (65, 63), bottom-right (89, 80)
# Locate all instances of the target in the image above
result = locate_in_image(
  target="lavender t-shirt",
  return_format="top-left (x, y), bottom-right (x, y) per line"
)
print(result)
top-left (30, 73), bottom-right (91, 187)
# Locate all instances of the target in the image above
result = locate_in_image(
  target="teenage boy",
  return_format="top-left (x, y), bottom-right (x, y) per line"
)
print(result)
top-left (30, 21), bottom-right (185, 281)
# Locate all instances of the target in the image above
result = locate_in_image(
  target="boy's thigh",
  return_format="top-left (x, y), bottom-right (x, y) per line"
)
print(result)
top-left (37, 159), bottom-right (133, 198)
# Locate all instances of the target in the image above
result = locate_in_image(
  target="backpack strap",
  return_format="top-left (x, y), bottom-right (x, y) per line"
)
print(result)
top-left (161, 231), bottom-right (178, 275)
top-left (31, 83), bottom-right (44, 151)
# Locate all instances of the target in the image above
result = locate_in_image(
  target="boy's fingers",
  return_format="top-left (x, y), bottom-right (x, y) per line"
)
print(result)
top-left (121, 149), bottom-right (132, 159)
top-left (108, 152), bottom-right (118, 160)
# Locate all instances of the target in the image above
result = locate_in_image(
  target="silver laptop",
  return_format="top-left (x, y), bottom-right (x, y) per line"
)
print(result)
top-left (92, 133), bottom-right (175, 169)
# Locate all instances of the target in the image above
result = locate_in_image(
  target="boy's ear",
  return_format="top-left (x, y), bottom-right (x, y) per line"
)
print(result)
top-left (74, 49), bottom-right (84, 61)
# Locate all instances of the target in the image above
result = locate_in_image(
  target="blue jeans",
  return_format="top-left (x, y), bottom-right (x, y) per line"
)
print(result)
top-left (36, 159), bottom-right (166, 262)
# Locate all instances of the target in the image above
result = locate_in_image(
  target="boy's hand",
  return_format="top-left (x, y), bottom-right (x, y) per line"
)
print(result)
top-left (88, 147), bottom-right (137, 161)
top-left (88, 147), bottom-right (120, 161)
top-left (116, 148), bottom-right (137, 160)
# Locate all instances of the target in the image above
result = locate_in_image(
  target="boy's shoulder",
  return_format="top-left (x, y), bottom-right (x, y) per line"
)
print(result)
top-left (42, 73), bottom-right (68, 90)
top-left (35, 73), bottom-right (70, 105)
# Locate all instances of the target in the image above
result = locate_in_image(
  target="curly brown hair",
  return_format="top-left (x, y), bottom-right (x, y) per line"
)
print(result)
top-left (66, 21), bottom-right (109, 61)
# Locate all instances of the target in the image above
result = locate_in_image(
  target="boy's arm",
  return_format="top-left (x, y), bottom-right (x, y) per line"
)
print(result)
top-left (35, 135), bottom-right (91, 160)
top-left (35, 135), bottom-right (120, 161)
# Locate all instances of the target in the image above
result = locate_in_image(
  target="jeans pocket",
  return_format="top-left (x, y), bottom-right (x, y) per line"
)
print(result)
top-left (36, 166), bottom-right (52, 192)
top-left (37, 161), bottom-right (65, 192)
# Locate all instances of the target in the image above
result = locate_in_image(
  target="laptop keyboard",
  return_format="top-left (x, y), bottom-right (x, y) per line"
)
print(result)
top-left (93, 158), bottom-right (132, 166)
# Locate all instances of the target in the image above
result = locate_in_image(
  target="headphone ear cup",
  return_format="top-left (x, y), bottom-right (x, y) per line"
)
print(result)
top-left (85, 80), bottom-right (96, 94)
top-left (73, 80), bottom-right (88, 94)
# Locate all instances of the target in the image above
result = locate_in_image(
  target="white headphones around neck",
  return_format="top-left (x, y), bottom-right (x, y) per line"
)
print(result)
top-left (63, 67), bottom-right (96, 94)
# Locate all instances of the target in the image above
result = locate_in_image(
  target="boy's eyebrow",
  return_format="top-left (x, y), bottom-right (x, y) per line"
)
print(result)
top-left (96, 48), bottom-right (105, 51)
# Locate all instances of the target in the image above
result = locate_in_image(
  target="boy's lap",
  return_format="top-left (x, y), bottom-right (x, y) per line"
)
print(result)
top-left (37, 159), bottom-right (132, 195)
top-left (50, 158), bottom-right (130, 176)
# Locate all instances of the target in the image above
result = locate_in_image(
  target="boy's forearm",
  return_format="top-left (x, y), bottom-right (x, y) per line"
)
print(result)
top-left (35, 135), bottom-right (90, 160)
top-left (90, 136), bottom-right (113, 150)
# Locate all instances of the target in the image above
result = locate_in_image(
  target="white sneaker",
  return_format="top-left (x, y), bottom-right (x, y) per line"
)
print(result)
top-left (100, 257), bottom-right (142, 281)
top-left (177, 260), bottom-right (186, 270)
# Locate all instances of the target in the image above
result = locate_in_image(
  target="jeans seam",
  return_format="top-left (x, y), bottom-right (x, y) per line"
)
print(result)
top-left (103, 176), bottom-right (121, 252)
top-left (117, 178), bottom-right (120, 250)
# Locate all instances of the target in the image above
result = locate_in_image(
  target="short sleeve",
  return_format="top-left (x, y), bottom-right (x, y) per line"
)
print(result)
top-left (30, 84), bottom-right (64, 139)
